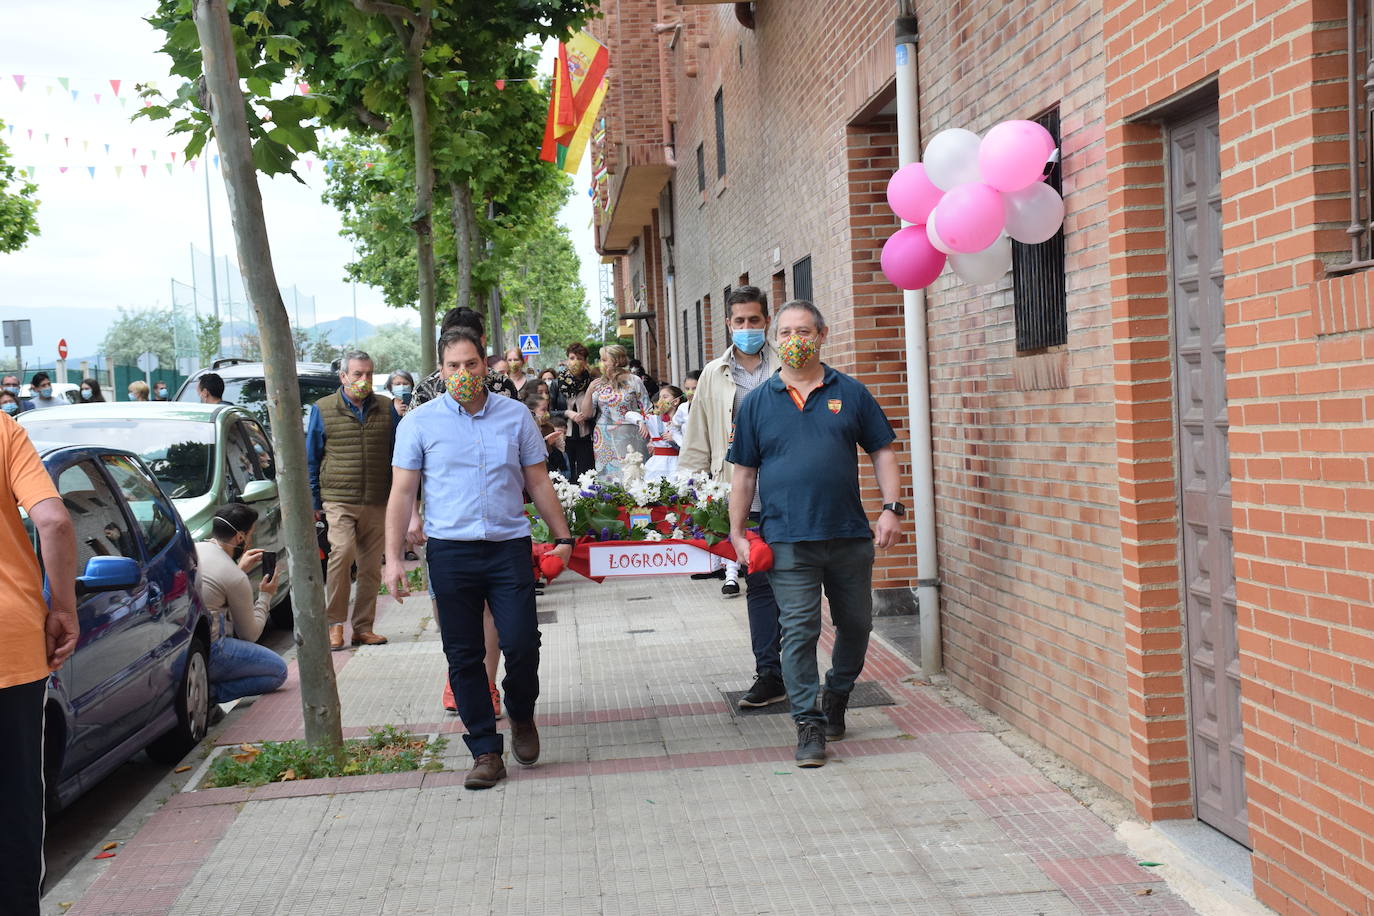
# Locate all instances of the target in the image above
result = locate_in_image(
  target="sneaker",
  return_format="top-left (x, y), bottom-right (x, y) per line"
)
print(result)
top-left (721, 579), bottom-right (740, 598)
top-left (821, 688), bottom-right (849, 741)
top-left (738, 672), bottom-right (787, 708)
top-left (442, 679), bottom-right (458, 715)
top-left (464, 752), bottom-right (507, 789)
top-left (490, 681), bottom-right (503, 720)
top-left (795, 722), bottom-right (827, 767)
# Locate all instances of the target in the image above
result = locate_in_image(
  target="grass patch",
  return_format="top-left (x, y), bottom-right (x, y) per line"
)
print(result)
top-left (205, 726), bottom-right (447, 789)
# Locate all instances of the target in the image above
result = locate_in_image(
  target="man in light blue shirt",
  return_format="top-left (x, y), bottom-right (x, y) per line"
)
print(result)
top-left (384, 327), bottom-right (573, 790)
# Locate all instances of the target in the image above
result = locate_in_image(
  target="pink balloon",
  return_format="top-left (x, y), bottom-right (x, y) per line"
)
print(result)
top-left (926, 209), bottom-right (955, 255)
top-left (978, 120), bottom-right (1056, 192)
top-left (887, 163), bottom-right (944, 224)
top-left (881, 225), bottom-right (946, 290)
top-left (931, 183), bottom-right (1004, 253)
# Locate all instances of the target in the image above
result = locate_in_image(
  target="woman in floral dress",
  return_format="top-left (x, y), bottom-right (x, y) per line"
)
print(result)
top-left (581, 344), bottom-right (651, 481)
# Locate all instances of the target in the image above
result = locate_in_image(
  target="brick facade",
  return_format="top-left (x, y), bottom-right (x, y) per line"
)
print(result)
top-left (592, 2), bottom-right (1374, 912)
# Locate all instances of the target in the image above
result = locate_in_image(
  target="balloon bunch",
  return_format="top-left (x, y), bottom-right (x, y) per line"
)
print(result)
top-left (881, 120), bottom-right (1065, 290)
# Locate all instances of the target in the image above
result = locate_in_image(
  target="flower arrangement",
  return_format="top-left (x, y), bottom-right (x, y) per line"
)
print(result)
top-left (529, 470), bottom-right (733, 545)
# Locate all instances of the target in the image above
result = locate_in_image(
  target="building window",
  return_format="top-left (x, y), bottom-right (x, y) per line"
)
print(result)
top-left (772, 270), bottom-right (786, 307)
top-left (1011, 107), bottom-right (1066, 351)
top-left (682, 307), bottom-right (691, 371)
top-left (697, 296), bottom-right (708, 366)
top-left (714, 89), bottom-right (727, 178)
top-left (792, 256), bottom-right (812, 302)
top-left (696, 143), bottom-right (705, 193)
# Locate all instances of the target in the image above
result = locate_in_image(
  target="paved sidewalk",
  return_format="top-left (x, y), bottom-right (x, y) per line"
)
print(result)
top-left (58, 571), bottom-right (1198, 915)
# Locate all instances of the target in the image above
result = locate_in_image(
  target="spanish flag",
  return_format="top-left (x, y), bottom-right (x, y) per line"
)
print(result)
top-left (541, 30), bottom-right (610, 174)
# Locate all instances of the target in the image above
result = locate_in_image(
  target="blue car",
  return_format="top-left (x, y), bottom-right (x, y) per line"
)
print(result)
top-left (26, 444), bottom-right (212, 809)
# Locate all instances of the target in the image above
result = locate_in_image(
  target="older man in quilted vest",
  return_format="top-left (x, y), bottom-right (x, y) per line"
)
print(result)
top-left (307, 350), bottom-right (401, 650)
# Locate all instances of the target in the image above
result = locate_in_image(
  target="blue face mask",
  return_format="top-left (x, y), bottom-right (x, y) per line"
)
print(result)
top-left (731, 329), bottom-right (767, 355)
top-left (393, 385), bottom-right (411, 398)
top-left (1, 402), bottom-right (17, 415)
top-left (37, 387), bottom-right (52, 399)
top-left (81, 389), bottom-right (93, 400)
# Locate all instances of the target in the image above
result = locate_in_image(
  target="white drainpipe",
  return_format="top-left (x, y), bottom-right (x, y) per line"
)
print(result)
top-left (895, 6), bottom-right (942, 675)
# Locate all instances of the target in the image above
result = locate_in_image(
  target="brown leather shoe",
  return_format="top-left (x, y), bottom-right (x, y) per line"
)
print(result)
top-left (329, 624), bottom-right (345, 651)
top-left (464, 752), bottom-right (507, 789)
top-left (351, 631), bottom-right (388, 646)
top-left (511, 719), bottom-right (540, 766)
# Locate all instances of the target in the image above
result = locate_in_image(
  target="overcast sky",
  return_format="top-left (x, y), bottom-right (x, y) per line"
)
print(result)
top-left (0, 1), bottom-right (599, 357)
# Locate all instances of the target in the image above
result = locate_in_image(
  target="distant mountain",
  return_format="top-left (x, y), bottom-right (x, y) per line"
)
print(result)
top-left (311, 317), bottom-right (377, 346)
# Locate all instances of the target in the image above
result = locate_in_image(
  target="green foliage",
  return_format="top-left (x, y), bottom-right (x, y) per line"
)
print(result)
top-left (501, 213), bottom-right (591, 352)
top-left (205, 727), bottom-right (446, 788)
top-left (103, 307), bottom-right (178, 367)
top-left (359, 323), bottom-right (423, 373)
top-left (0, 119), bottom-right (40, 253)
top-left (196, 313), bottom-right (222, 364)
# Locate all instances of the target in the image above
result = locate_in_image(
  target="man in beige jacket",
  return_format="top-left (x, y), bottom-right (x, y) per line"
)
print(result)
top-left (679, 286), bottom-right (787, 708)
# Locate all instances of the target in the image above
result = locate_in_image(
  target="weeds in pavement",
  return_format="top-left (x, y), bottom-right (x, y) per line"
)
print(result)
top-left (378, 565), bottom-right (427, 596)
top-left (205, 727), bottom-right (447, 788)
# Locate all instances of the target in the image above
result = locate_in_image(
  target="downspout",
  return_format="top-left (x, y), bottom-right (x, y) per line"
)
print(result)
top-left (895, 5), bottom-right (942, 675)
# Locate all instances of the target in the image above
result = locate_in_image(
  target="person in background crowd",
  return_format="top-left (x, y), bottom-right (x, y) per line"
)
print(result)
top-left (545, 415), bottom-right (573, 477)
top-left (152, 380), bottom-right (170, 401)
top-left (195, 503), bottom-right (288, 704)
top-left (539, 368), bottom-right (558, 388)
top-left (551, 343), bottom-right (596, 478)
top-left (384, 326), bottom-right (575, 789)
top-left (387, 370), bottom-right (415, 417)
top-left (533, 380), bottom-right (551, 400)
top-left (668, 369), bottom-right (700, 457)
top-left (583, 344), bottom-right (651, 481)
top-left (644, 385), bottom-right (684, 481)
top-left (306, 350), bottom-right (400, 651)
top-left (628, 357), bottom-right (661, 400)
top-left (2, 375), bottom-right (32, 412)
top-left (727, 299), bottom-right (902, 768)
top-left (525, 391), bottom-right (554, 434)
top-left (0, 408), bottom-right (77, 909)
top-left (492, 358), bottom-right (510, 375)
top-left (504, 347), bottom-right (539, 400)
top-left (28, 372), bottom-right (63, 410)
top-left (127, 380), bottom-right (150, 402)
top-left (0, 390), bottom-right (22, 416)
top-left (680, 286), bottom-right (784, 687)
top-left (80, 378), bottom-right (105, 403)
top-left (198, 373), bottom-right (226, 405)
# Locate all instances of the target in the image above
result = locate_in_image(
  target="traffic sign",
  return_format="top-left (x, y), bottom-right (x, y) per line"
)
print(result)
top-left (518, 333), bottom-right (541, 356)
top-left (2, 319), bottom-right (32, 348)
top-left (137, 351), bottom-right (160, 373)
top-left (57, 339), bottom-right (68, 359)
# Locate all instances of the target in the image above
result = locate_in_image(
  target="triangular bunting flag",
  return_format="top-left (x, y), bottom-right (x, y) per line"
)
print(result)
top-left (26, 129), bottom-right (32, 140)
top-left (115, 165), bottom-right (124, 177)
top-left (63, 137), bottom-right (69, 147)
top-left (495, 80), bottom-right (506, 90)
top-left (458, 79), bottom-right (469, 92)
top-left (119, 97), bottom-right (127, 108)
top-left (94, 93), bottom-right (101, 104)
top-left (189, 159), bottom-right (198, 172)
top-left (305, 158), bottom-right (314, 170)
top-left (45, 86), bottom-right (53, 96)
top-left (25, 166), bottom-right (35, 177)
top-left (71, 90), bottom-right (79, 101)
top-left (11, 75), bottom-right (23, 91)
top-left (212, 154), bottom-right (220, 169)
top-left (87, 166), bottom-right (95, 178)
top-left (165, 163), bottom-right (173, 175)
top-left (58, 77), bottom-right (69, 92)
top-left (42, 133), bottom-right (48, 144)
top-left (140, 165), bottom-right (148, 177)
top-left (151, 150), bottom-right (158, 160)
top-left (82, 140), bottom-right (88, 152)
top-left (110, 79), bottom-right (121, 96)
top-left (132, 147), bottom-right (137, 158)
top-left (104, 143), bottom-right (110, 155)
top-left (170, 150), bottom-right (177, 162)
top-left (59, 166), bottom-right (68, 174)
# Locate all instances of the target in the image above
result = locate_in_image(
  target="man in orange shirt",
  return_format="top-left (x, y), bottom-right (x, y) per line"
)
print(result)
top-left (0, 413), bottom-right (78, 911)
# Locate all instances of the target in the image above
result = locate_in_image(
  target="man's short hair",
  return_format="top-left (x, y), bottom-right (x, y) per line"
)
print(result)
top-left (30, 372), bottom-right (50, 387)
top-left (438, 327), bottom-right (484, 362)
top-left (339, 350), bottom-right (373, 374)
top-left (684, 369), bottom-right (702, 383)
top-left (726, 285), bottom-right (768, 320)
top-left (198, 373), bottom-right (225, 399)
top-left (774, 299), bottom-right (827, 332)
top-left (2, 375), bottom-right (19, 385)
top-left (440, 306), bottom-right (485, 337)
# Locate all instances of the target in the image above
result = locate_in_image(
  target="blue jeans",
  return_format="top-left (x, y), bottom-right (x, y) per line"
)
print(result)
top-left (427, 537), bottom-right (541, 757)
top-left (210, 638), bottom-right (287, 704)
top-left (767, 538), bottom-right (875, 726)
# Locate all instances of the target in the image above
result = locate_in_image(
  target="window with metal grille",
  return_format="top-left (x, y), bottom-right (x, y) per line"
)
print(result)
top-left (1011, 107), bottom-right (1066, 351)
top-left (696, 143), bottom-right (705, 193)
top-left (696, 297), bottom-right (707, 366)
top-left (714, 89), bottom-right (727, 178)
top-left (792, 256), bottom-right (812, 302)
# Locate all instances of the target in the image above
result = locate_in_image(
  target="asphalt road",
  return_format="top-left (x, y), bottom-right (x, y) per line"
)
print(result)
top-left (43, 626), bottom-right (296, 892)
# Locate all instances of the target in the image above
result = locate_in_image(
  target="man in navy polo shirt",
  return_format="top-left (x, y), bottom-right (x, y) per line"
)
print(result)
top-left (727, 300), bottom-right (905, 767)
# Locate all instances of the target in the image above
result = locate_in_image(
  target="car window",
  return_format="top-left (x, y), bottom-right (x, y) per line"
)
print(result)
top-left (240, 419), bottom-right (276, 480)
top-left (56, 461), bottom-right (136, 571)
top-left (20, 417), bottom-right (217, 500)
top-left (223, 423), bottom-right (257, 495)
top-left (101, 455), bottom-right (178, 557)
top-left (221, 376), bottom-right (340, 430)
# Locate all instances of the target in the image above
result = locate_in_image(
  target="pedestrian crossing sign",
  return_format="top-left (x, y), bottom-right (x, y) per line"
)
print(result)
top-left (519, 333), bottom-right (541, 356)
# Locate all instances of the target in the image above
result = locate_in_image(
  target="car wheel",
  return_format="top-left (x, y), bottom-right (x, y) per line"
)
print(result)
top-left (269, 592), bottom-right (294, 631)
top-left (146, 637), bottom-right (211, 765)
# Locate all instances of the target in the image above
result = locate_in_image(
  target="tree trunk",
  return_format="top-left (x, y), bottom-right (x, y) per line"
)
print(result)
top-left (192, 0), bottom-right (343, 752)
top-left (408, 49), bottom-right (437, 376)
top-left (450, 181), bottom-right (473, 313)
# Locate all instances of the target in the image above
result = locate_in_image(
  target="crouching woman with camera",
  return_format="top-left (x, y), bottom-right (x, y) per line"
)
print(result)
top-left (195, 504), bottom-right (288, 704)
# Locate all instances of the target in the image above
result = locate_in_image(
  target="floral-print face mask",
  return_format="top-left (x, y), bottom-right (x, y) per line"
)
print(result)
top-left (779, 335), bottom-right (820, 370)
top-left (347, 377), bottom-right (373, 398)
top-left (447, 368), bottom-right (484, 403)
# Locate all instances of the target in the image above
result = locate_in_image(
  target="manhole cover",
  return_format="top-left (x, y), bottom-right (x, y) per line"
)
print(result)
top-left (537, 610), bottom-right (557, 625)
top-left (722, 680), bottom-right (896, 717)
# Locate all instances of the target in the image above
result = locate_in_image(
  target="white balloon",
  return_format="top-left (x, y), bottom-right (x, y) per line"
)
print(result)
top-left (950, 234), bottom-right (1013, 285)
top-left (926, 208), bottom-right (956, 255)
top-left (1002, 181), bottom-right (1065, 244)
top-left (923, 128), bottom-right (983, 191)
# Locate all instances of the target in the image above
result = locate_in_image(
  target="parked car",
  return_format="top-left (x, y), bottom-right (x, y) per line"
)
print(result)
top-left (23, 444), bottom-right (211, 808)
top-left (19, 402), bottom-right (293, 628)
top-left (176, 358), bottom-right (391, 432)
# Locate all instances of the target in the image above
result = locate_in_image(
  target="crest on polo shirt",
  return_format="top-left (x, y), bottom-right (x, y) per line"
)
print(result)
top-left (828, 399), bottom-right (842, 414)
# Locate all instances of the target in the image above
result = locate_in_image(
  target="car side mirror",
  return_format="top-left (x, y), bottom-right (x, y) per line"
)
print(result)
top-left (76, 556), bottom-right (142, 595)
top-left (241, 479), bottom-right (278, 503)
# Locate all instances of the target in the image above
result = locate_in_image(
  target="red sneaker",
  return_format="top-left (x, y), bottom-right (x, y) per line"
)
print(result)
top-left (490, 681), bottom-right (503, 720)
top-left (442, 679), bottom-right (457, 715)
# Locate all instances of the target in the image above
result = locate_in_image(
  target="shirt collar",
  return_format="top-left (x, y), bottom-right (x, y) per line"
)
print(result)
top-left (442, 391), bottom-right (492, 418)
top-left (767, 363), bottom-right (837, 391)
top-left (728, 345), bottom-right (776, 373)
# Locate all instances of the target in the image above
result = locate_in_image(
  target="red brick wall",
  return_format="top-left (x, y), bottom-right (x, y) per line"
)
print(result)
top-left (1105, 2), bottom-right (1374, 913)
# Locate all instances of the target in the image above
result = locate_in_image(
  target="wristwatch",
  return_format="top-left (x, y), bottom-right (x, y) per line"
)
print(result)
top-left (554, 537), bottom-right (577, 546)
top-left (881, 502), bottom-right (907, 517)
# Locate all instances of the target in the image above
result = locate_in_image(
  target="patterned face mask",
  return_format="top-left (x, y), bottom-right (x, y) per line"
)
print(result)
top-left (347, 377), bottom-right (373, 398)
top-left (447, 368), bottom-right (484, 402)
top-left (779, 335), bottom-right (820, 369)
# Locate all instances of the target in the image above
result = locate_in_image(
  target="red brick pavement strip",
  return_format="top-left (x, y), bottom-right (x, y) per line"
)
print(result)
top-left (215, 649), bottom-right (352, 745)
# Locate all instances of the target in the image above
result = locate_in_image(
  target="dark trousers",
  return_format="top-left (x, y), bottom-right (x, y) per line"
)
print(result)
top-left (428, 537), bottom-right (541, 757)
top-left (0, 677), bottom-right (47, 914)
top-left (747, 515), bottom-right (782, 678)
top-left (566, 436), bottom-right (595, 479)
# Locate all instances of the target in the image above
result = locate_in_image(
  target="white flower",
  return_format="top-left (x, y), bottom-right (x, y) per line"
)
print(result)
top-left (644, 529), bottom-right (664, 541)
top-left (670, 528), bottom-right (686, 540)
top-left (665, 512), bottom-right (678, 525)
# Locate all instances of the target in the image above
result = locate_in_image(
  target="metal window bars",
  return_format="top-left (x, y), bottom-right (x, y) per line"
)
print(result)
top-left (1332, 1), bottom-right (1374, 273)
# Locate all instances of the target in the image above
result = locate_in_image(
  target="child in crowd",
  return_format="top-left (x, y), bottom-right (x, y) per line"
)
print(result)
top-left (642, 385), bottom-right (684, 481)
